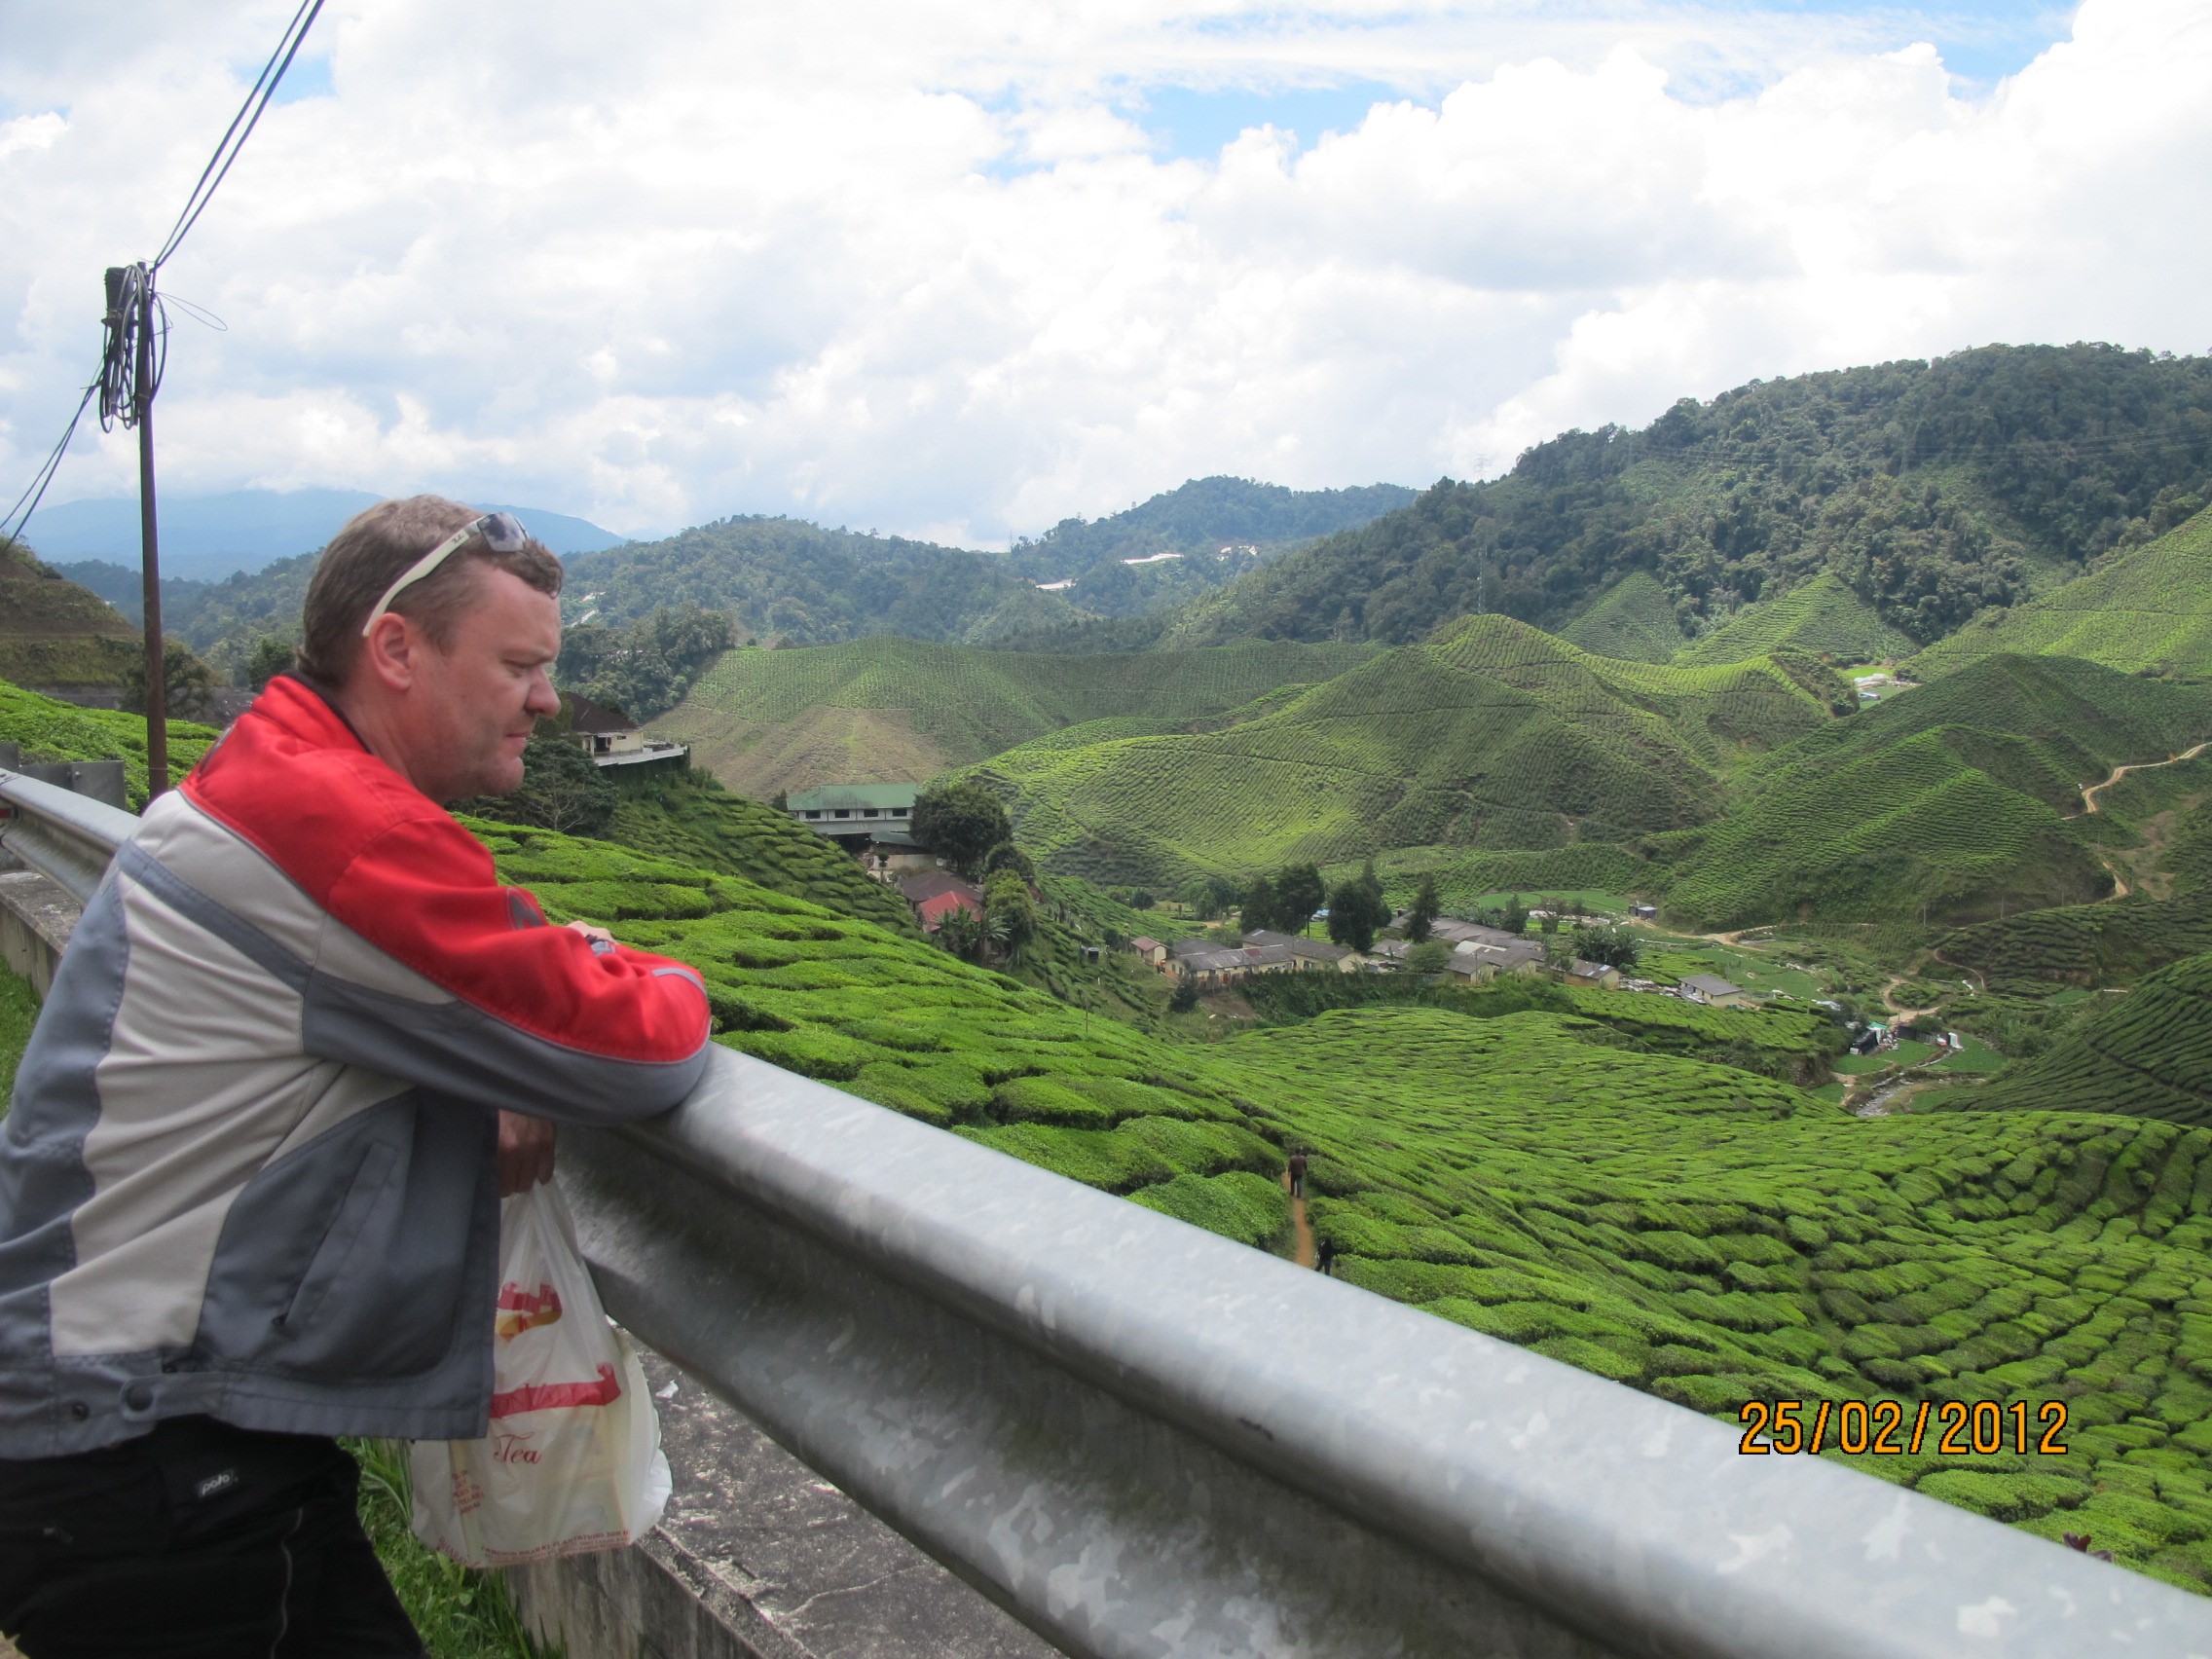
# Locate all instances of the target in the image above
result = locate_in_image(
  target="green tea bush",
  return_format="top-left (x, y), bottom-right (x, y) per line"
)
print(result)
top-left (1129, 1171), bottom-right (1289, 1247)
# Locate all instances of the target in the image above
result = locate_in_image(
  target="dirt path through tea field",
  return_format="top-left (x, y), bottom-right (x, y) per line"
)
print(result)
top-left (1283, 1170), bottom-right (1317, 1269)
top-left (2079, 740), bottom-right (2212, 816)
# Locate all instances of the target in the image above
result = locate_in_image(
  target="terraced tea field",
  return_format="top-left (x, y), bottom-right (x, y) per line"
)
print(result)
top-left (1963, 951), bottom-right (2212, 1129)
top-left (1910, 506), bottom-right (2212, 681)
top-left (1942, 895), bottom-right (2212, 994)
top-left (1561, 571), bottom-right (1686, 664)
top-left (453, 817), bottom-right (2212, 1592)
top-left (977, 615), bottom-right (1836, 888)
top-left (650, 636), bottom-right (1379, 797)
top-left (1661, 655), bottom-right (2212, 929)
top-left (1677, 571), bottom-right (1916, 667)
top-left (1266, 1009), bottom-right (2212, 1593)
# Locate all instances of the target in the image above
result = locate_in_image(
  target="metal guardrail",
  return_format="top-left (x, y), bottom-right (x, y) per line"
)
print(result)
top-left (6, 773), bottom-right (2210, 1659)
top-left (0, 766), bottom-right (144, 903)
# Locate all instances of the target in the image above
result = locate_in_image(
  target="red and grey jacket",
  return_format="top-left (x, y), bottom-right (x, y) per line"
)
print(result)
top-left (0, 676), bottom-right (711, 1456)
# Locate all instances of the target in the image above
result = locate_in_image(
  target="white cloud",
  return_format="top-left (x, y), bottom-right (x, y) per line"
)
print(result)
top-left (1, 0), bottom-right (2206, 544)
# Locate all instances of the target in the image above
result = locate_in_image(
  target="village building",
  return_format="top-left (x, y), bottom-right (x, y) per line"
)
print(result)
top-left (1126, 936), bottom-right (1168, 969)
top-left (1240, 929), bottom-right (1364, 972)
top-left (1564, 958), bottom-right (1624, 990)
top-left (787, 784), bottom-right (919, 847)
top-left (1177, 942), bottom-right (1297, 985)
top-left (1632, 903), bottom-right (1660, 921)
top-left (1449, 935), bottom-right (1546, 981)
top-left (860, 831), bottom-right (940, 884)
top-left (1678, 973), bottom-right (1756, 1009)
top-left (561, 693), bottom-right (689, 774)
top-left (897, 869), bottom-right (982, 934)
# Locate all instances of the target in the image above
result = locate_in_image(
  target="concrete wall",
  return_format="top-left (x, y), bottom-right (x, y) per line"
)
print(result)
top-left (0, 868), bottom-right (81, 1002)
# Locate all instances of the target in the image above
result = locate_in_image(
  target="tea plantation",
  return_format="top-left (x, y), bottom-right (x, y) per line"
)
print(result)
top-left (1909, 506), bottom-right (2212, 681)
top-left (975, 615), bottom-right (1835, 888)
top-left (601, 772), bottom-right (918, 934)
top-left (1961, 951), bottom-right (2212, 1129)
top-left (653, 635), bottom-right (1379, 797)
top-left (0, 680), bottom-right (219, 807)
top-left (1661, 655), bottom-right (2212, 928)
top-left (1676, 571), bottom-right (1916, 667)
top-left (1942, 895), bottom-right (2212, 993)
top-left (1560, 571), bottom-right (1686, 664)
top-left (0, 538), bottom-right (142, 691)
top-left (452, 818), bottom-right (2212, 1591)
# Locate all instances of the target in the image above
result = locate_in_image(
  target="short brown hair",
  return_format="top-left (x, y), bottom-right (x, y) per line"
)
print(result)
top-left (296, 496), bottom-right (564, 688)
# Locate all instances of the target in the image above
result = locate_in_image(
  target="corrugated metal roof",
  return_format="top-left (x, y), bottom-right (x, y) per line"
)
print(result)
top-left (788, 783), bottom-right (920, 812)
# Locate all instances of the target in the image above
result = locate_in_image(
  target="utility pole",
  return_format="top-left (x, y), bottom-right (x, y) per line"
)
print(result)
top-left (113, 264), bottom-right (170, 797)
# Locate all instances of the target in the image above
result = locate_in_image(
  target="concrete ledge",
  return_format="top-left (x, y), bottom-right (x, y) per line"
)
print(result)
top-left (507, 1349), bottom-right (1056, 1659)
top-left (0, 868), bottom-right (82, 1002)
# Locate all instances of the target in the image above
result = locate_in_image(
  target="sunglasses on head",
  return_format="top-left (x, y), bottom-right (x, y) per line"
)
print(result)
top-left (360, 512), bottom-right (532, 637)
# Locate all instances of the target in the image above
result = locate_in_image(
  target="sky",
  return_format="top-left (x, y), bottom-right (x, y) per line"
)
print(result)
top-left (1, 0), bottom-right (2206, 546)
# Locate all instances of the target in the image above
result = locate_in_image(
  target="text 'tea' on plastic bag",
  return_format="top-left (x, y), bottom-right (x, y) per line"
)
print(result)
top-left (409, 1182), bottom-right (672, 1567)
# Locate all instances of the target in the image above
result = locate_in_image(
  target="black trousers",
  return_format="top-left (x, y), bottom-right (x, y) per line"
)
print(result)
top-left (0, 1417), bottom-right (424, 1659)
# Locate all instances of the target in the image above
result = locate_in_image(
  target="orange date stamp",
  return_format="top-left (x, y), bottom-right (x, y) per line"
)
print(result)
top-left (1737, 1398), bottom-right (2069, 1456)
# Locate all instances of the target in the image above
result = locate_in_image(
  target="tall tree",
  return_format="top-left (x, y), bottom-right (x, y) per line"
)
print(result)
top-left (1240, 873), bottom-right (1281, 934)
top-left (984, 868), bottom-right (1039, 959)
top-left (1406, 873), bottom-right (1440, 943)
top-left (912, 782), bottom-right (1012, 877)
top-left (1326, 865), bottom-right (1391, 953)
top-left (1274, 863), bottom-right (1327, 934)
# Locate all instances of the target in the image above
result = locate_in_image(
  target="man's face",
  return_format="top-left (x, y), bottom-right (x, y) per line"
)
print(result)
top-left (401, 567), bottom-right (562, 801)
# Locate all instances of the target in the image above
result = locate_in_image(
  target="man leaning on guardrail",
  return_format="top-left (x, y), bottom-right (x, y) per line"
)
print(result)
top-left (0, 498), bottom-right (712, 1657)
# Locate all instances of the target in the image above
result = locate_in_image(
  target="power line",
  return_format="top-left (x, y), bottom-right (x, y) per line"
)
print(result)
top-left (0, 382), bottom-right (96, 548)
top-left (154, 0), bottom-right (329, 272)
top-left (2, 0), bottom-right (327, 546)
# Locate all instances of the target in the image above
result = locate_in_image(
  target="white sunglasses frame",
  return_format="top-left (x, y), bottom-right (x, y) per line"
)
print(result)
top-left (358, 512), bottom-right (531, 638)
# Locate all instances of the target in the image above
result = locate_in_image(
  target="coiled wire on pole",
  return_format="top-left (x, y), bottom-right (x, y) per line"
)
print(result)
top-left (98, 264), bottom-right (165, 432)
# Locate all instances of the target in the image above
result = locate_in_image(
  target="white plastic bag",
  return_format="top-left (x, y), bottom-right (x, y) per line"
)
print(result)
top-left (409, 1182), bottom-right (672, 1567)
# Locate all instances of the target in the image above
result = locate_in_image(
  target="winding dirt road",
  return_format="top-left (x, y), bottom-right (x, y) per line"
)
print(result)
top-left (2079, 741), bottom-right (2212, 817)
top-left (2073, 741), bottom-right (2212, 900)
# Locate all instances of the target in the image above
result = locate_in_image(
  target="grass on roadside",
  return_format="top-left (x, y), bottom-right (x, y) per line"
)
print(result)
top-left (0, 969), bottom-right (35, 1113)
top-left (348, 1440), bottom-right (545, 1659)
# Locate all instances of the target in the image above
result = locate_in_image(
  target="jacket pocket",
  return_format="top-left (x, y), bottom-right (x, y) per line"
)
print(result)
top-left (274, 1139), bottom-right (398, 1339)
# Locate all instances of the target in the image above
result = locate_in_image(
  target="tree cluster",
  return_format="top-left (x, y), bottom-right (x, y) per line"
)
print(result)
top-left (556, 604), bottom-right (737, 721)
top-left (911, 781), bottom-right (1013, 878)
top-left (1569, 922), bottom-right (1642, 971)
top-left (1325, 864), bottom-right (1392, 953)
top-left (122, 640), bottom-right (217, 722)
top-left (455, 730), bottom-right (617, 839)
top-left (1241, 863), bottom-right (1325, 935)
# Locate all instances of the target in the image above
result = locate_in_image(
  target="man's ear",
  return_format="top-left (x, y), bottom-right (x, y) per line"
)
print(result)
top-left (359, 612), bottom-right (423, 691)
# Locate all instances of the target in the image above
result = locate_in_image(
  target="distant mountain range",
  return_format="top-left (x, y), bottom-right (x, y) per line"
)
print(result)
top-left (24, 488), bottom-right (627, 580)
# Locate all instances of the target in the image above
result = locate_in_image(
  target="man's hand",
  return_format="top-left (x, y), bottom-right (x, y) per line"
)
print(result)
top-left (567, 919), bottom-right (615, 955)
top-left (498, 1110), bottom-right (556, 1197)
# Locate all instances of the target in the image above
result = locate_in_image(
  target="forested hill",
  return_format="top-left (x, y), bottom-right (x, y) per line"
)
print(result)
top-left (560, 478), bottom-right (1416, 645)
top-left (1163, 345), bottom-right (2212, 652)
top-left (1004, 477), bottom-right (1417, 617)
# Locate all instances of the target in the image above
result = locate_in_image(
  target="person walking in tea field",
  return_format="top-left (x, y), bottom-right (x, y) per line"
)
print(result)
top-left (1287, 1149), bottom-right (1309, 1198)
top-left (0, 498), bottom-right (712, 1657)
top-left (1316, 1237), bottom-right (1340, 1276)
